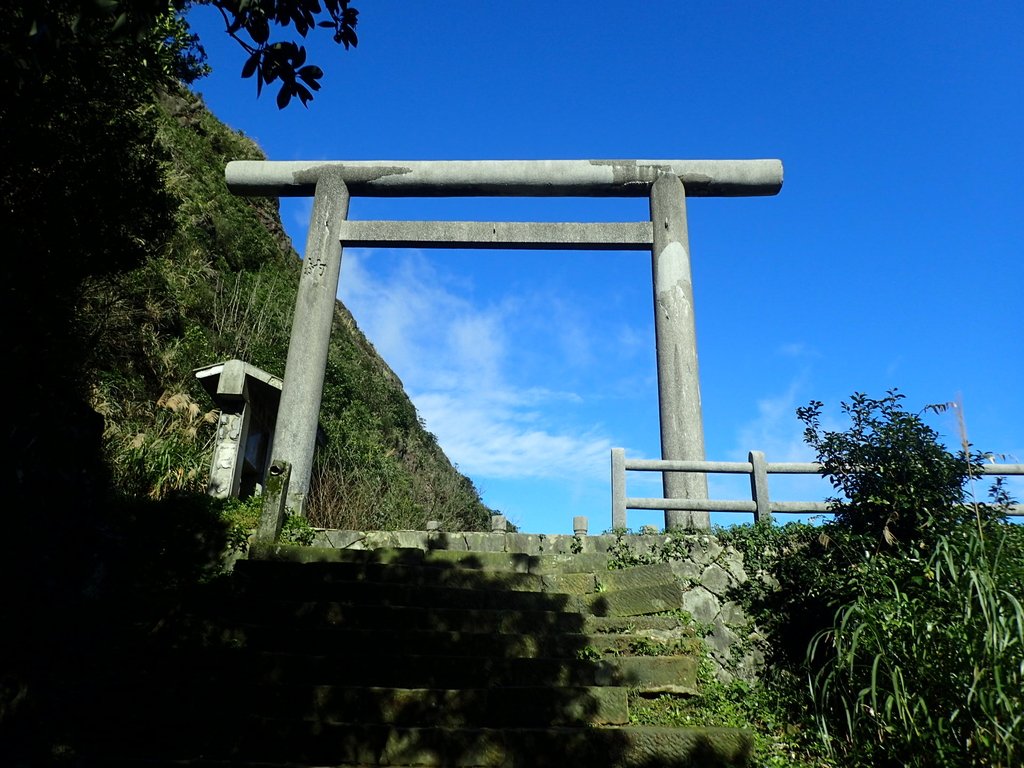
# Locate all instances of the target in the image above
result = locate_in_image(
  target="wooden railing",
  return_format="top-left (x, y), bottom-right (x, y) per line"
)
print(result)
top-left (610, 448), bottom-right (1024, 529)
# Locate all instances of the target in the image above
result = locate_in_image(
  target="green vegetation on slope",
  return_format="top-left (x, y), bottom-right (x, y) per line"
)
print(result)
top-left (80, 86), bottom-right (491, 531)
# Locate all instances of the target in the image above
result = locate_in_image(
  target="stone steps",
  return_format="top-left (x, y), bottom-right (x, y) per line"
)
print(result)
top-left (94, 724), bottom-right (752, 766)
top-left (79, 683), bottom-right (632, 727)
top-left (74, 539), bottom-right (752, 766)
top-left (202, 598), bottom-right (697, 635)
top-left (198, 624), bottom-right (689, 658)
top-left (235, 553), bottom-right (686, 617)
top-left (258, 543), bottom-right (611, 574)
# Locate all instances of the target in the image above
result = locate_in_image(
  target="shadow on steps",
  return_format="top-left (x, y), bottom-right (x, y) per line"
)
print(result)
top-left (7, 544), bottom-right (752, 767)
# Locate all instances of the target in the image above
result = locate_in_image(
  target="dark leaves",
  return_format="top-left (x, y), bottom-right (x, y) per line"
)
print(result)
top-left (249, 15), bottom-right (270, 44)
top-left (215, 0), bottom-right (358, 108)
top-left (297, 64), bottom-right (323, 89)
top-left (275, 83), bottom-right (291, 108)
top-left (240, 51), bottom-right (259, 79)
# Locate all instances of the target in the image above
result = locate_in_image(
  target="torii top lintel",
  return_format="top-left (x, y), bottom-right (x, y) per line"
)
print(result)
top-left (225, 159), bottom-right (783, 198)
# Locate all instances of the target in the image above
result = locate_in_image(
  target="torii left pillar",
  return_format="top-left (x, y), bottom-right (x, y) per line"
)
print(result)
top-left (274, 171), bottom-right (349, 514)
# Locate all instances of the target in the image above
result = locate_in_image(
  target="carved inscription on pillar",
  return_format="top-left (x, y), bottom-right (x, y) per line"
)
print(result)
top-left (303, 252), bottom-right (328, 278)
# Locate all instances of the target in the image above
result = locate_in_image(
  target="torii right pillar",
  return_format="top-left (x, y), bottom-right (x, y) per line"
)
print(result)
top-left (650, 174), bottom-right (708, 530)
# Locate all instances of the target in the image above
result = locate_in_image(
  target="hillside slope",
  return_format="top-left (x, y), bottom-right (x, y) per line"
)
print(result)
top-left (80, 87), bottom-right (490, 532)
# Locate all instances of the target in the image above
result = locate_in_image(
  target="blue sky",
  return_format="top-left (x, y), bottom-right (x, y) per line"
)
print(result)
top-left (186, 1), bottom-right (1023, 534)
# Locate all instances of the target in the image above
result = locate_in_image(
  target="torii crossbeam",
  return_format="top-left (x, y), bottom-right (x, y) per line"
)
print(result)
top-left (226, 159), bottom-right (784, 529)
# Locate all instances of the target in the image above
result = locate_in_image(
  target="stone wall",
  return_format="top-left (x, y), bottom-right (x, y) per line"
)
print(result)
top-left (311, 528), bottom-right (766, 682)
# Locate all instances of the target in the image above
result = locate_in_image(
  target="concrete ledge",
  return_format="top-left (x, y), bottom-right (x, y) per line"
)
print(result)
top-left (311, 528), bottom-right (728, 560)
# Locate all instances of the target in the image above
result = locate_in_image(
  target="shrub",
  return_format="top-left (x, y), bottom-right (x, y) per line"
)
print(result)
top-left (796, 390), bottom-right (985, 548)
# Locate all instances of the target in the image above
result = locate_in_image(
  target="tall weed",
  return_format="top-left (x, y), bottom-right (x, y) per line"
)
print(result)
top-left (809, 503), bottom-right (1023, 767)
top-left (99, 390), bottom-right (218, 499)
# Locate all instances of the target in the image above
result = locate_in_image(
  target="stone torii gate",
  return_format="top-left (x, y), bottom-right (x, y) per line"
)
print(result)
top-left (225, 159), bottom-right (784, 529)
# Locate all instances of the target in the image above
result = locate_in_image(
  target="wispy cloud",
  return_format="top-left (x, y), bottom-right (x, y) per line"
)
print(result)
top-left (714, 373), bottom-right (832, 511)
top-left (338, 250), bottom-right (614, 481)
top-left (734, 377), bottom-right (816, 464)
top-left (777, 341), bottom-right (818, 359)
top-left (413, 392), bottom-right (612, 479)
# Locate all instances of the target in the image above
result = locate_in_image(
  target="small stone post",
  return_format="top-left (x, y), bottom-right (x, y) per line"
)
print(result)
top-left (649, 174), bottom-right (709, 529)
top-left (611, 448), bottom-right (627, 530)
top-left (273, 172), bottom-right (350, 515)
top-left (252, 459), bottom-right (290, 556)
top-left (573, 516), bottom-right (589, 536)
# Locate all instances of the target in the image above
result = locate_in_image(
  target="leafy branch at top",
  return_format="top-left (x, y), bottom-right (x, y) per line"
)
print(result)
top-left (212, 0), bottom-right (359, 108)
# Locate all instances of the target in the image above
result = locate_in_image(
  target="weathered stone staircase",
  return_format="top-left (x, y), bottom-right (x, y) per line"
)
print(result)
top-left (78, 541), bottom-right (753, 766)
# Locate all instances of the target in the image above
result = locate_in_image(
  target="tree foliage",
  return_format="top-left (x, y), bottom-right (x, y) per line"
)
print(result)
top-left (797, 390), bottom-right (985, 547)
top-left (3, 0), bottom-right (359, 110)
top-left (2, 0), bottom-right (187, 523)
top-left (211, 0), bottom-right (359, 108)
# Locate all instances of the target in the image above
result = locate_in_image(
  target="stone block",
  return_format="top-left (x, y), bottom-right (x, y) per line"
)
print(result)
top-left (506, 533), bottom-right (545, 554)
top-left (390, 530), bottom-right (429, 550)
top-left (719, 600), bottom-right (749, 627)
top-left (584, 616), bottom-right (688, 634)
top-left (542, 572), bottom-right (598, 594)
top-left (587, 581), bottom-right (684, 617)
top-left (669, 560), bottom-right (702, 583)
top-left (602, 563), bottom-right (675, 592)
top-left (680, 585), bottom-right (720, 624)
top-left (700, 563), bottom-right (733, 597)
top-left (694, 534), bottom-right (724, 561)
top-left (422, 550), bottom-right (523, 572)
top-left (531, 553), bottom-right (609, 575)
top-left (363, 530), bottom-right (394, 550)
top-left (426, 531), bottom-right (468, 551)
top-left (706, 616), bottom-right (740, 659)
top-left (720, 548), bottom-right (749, 585)
top-left (324, 529), bottom-right (366, 549)
top-left (606, 656), bottom-right (699, 694)
top-left (581, 534), bottom-right (617, 554)
top-left (461, 532), bottom-right (507, 552)
top-left (540, 534), bottom-right (575, 554)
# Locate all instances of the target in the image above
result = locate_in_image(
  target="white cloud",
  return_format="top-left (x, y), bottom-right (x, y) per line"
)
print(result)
top-left (734, 377), bottom-right (816, 464)
top-left (338, 249), bottom-right (615, 482)
top-left (777, 342), bottom-right (817, 358)
top-left (414, 392), bottom-right (612, 479)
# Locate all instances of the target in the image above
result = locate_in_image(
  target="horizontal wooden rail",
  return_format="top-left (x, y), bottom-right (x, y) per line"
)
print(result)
top-left (611, 448), bottom-right (1024, 529)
